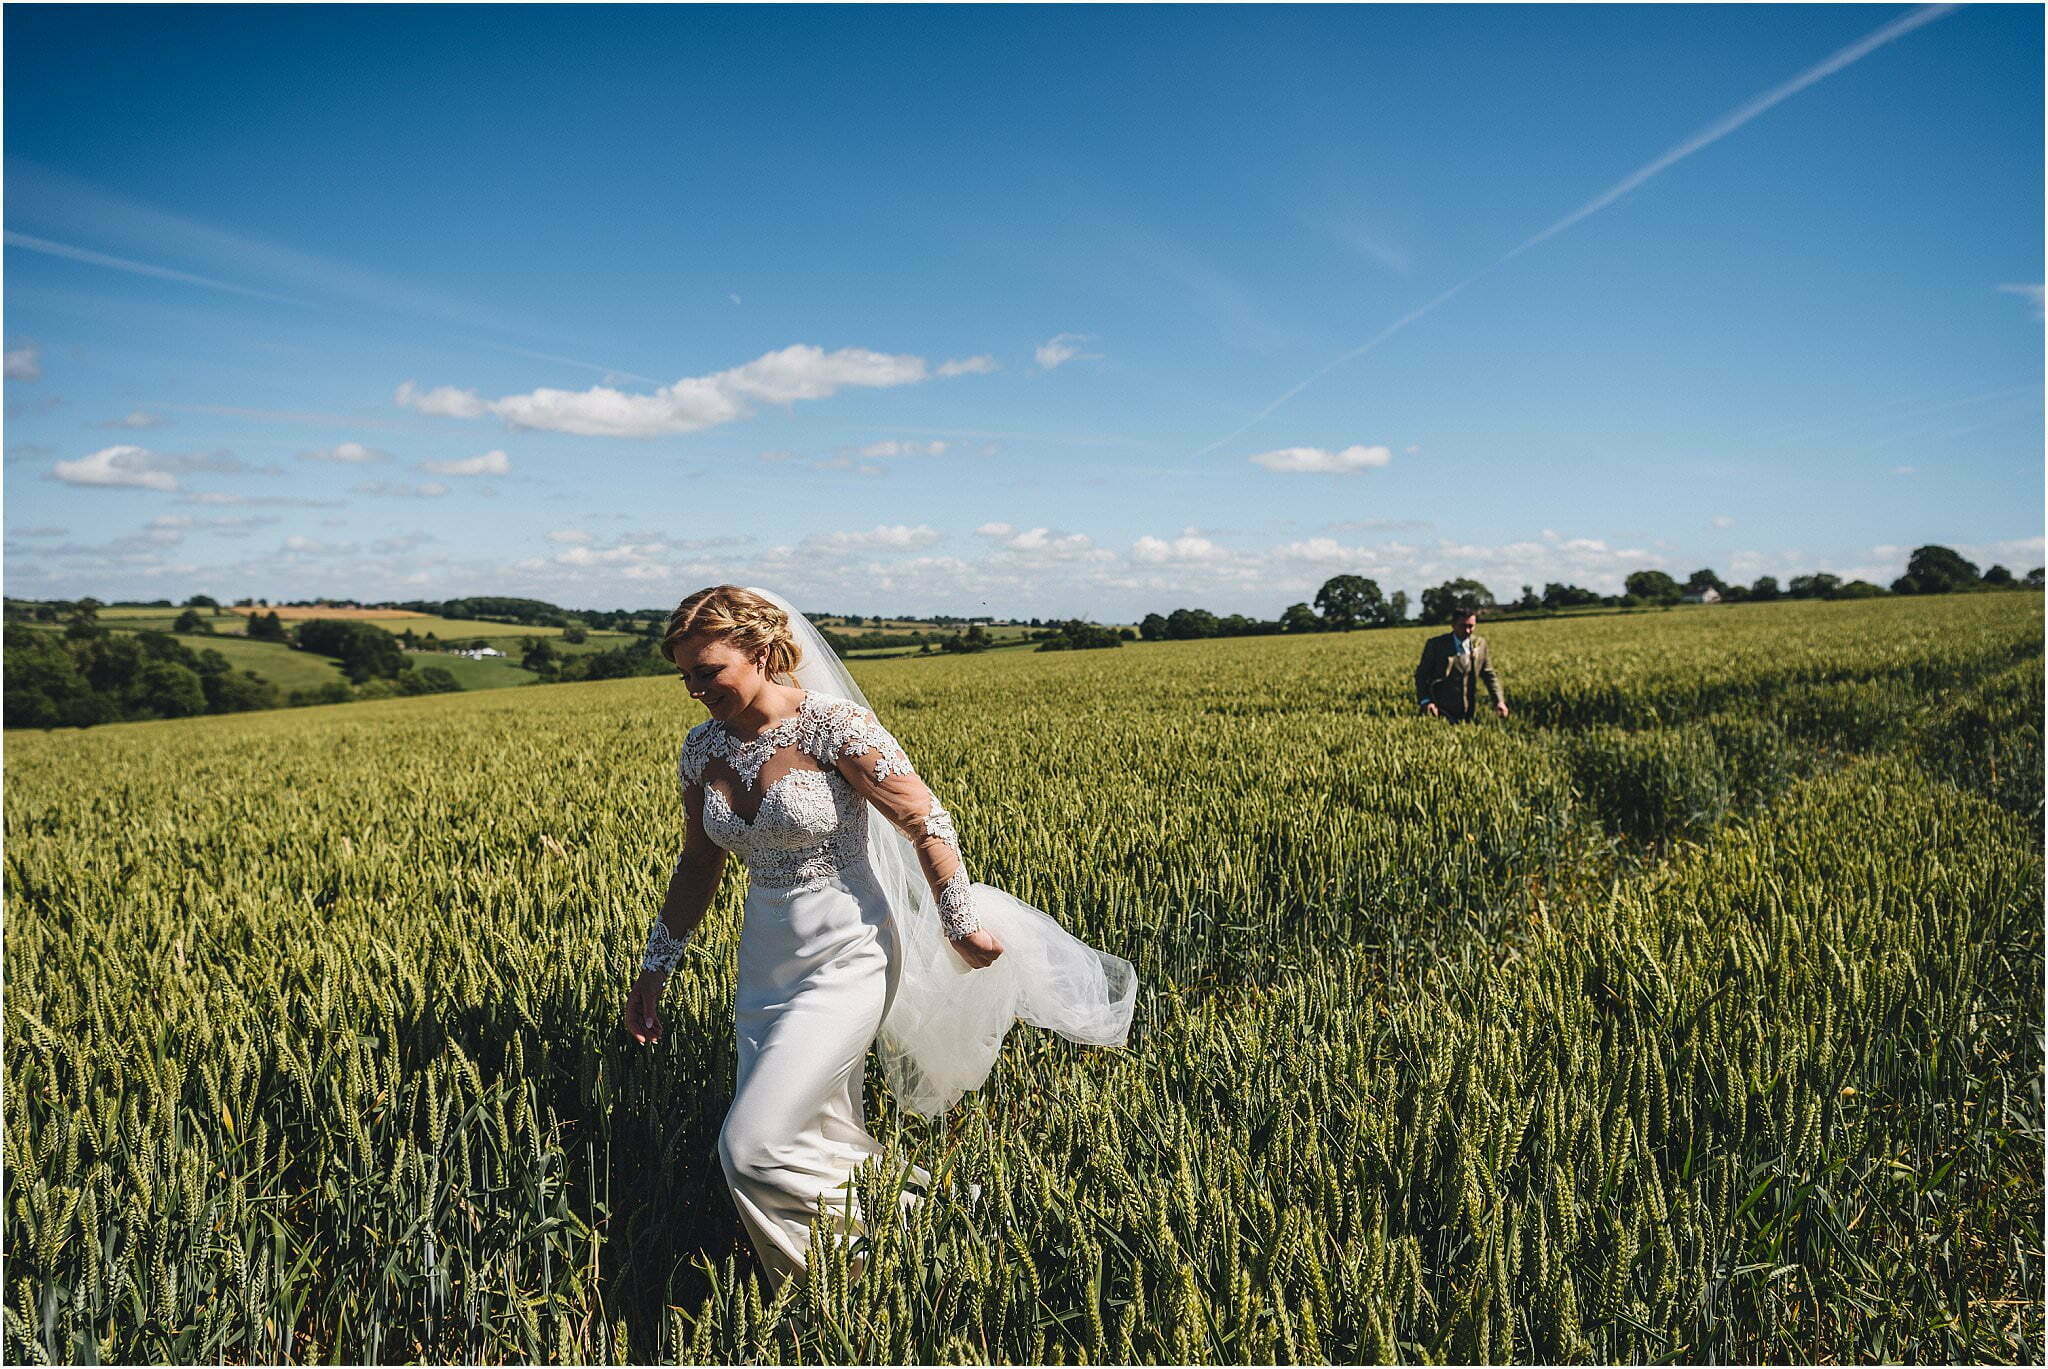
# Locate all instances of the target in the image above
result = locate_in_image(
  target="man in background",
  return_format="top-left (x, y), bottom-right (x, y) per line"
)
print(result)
top-left (1415, 607), bottom-right (1509, 723)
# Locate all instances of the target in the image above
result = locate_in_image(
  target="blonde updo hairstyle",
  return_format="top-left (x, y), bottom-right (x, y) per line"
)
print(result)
top-left (663, 585), bottom-right (804, 685)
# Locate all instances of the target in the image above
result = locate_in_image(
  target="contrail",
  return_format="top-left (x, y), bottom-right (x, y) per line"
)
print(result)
top-left (1195, 3), bottom-right (1959, 459)
top-left (484, 343), bottom-right (661, 387)
top-left (3, 230), bottom-right (310, 307)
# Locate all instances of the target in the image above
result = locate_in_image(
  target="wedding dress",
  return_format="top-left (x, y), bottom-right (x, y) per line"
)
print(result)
top-left (676, 672), bottom-right (1138, 1288)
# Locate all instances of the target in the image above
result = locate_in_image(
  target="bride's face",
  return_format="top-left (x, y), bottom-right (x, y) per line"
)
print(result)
top-left (669, 632), bottom-right (768, 720)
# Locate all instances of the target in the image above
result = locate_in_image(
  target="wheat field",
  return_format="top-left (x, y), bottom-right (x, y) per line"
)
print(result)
top-left (4, 593), bottom-right (2040, 1364)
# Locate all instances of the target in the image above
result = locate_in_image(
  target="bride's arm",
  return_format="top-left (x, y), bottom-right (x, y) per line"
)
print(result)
top-left (825, 710), bottom-right (982, 940)
top-left (641, 780), bottom-right (727, 974)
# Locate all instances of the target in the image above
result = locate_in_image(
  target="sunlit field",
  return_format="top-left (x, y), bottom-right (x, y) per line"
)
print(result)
top-left (5, 593), bottom-right (2039, 1364)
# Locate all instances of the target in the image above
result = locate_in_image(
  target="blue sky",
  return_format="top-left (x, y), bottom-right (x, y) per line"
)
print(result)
top-left (4, 2), bottom-right (2041, 619)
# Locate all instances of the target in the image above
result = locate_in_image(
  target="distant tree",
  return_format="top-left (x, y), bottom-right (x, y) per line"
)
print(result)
top-left (289, 682), bottom-right (353, 707)
top-left (1385, 590), bottom-right (1410, 625)
top-left (293, 619), bottom-right (406, 683)
top-left (1035, 619), bottom-right (1122, 652)
top-left (183, 594), bottom-right (221, 613)
top-left (1749, 575), bottom-right (1781, 602)
top-left (2024, 567), bottom-right (2045, 589)
top-left (1890, 544), bottom-right (1980, 596)
top-left (1833, 579), bottom-right (1887, 599)
top-left (4, 625), bottom-right (96, 728)
top-left (1314, 575), bottom-right (1384, 631)
top-left (63, 597), bottom-right (106, 641)
top-left (173, 608), bottom-right (214, 634)
top-left (1684, 568), bottom-right (1728, 596)
top-left (1164, 608), bottom-right (1220, 640)
top-left (522, 638), bottom-right (561, 673)
top-left (1982, 563), bottom-right (2014, 586)
top-left (1541, 582), bottom-right (1602, 610)
top-left (574, 643), bottom-right (671, 680)
top-left (562, 624), bottom-right (588, 645)
top-left (132, 661), bottom-right (207, 719)
top-left (246, 610), bottom-right (290, 642)
top-left (204, 670), bottom-right (280, 713)
top-left (398, 666), bottom-right (462, 695)
top-left (1280, 602), bottom-right (1321, 633)
top-left (1513, 584), bottom-right (1541, 612)
top-left (1787, 572), bottom-right (1842, 600)
top-left (1419, 579), bottom-right (1496, 624)
top-left (940, 624), bottom-right (993, 654)
top-left (1138, 612), bottom-right (1168, 642)
top-left (1623, 570), bottom-right (1683, 605)
top-left (1118, 627), bottom-right (1137, 640)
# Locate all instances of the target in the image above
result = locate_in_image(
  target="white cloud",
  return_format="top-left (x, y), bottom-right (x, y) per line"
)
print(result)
top-left (937, 355), bottom-right (998, 376)
top-left (352, 480), bottom-right (450, 498)
top-left (282, 535), bottom-right (359, 555)
top-left (1034, 333), bottom-right (1098, 369)
top-left (1131, 528), bottom-right (1232, 564)
top-left (393, 380), bottom-right (488, 418)
top-left (100, 409), bottom-right (162, 429)
top-left (809, 455), bottom-right (887, 476)
top-left (52, 444), bottom-right (178, 490)
top-left (421, 448), bottom-right (510, 476)
top-left (1997, 283), bottom-right (2045, 320)
top-left (1250, 444), bottom-right (1394, 473)
top-left (547, 528), bottom-right (594, 544)
top-left (977, 523), bottom-right (1109, 562)
top-left (406, 343), bottom-right (989, 439)
top-left (555, 541), bottom-right (667, 569)
top-left (300, 440), bottom-right (390, 463)
top-left (858, 439), bottom-right (949, 458)
top-left (4, 342), bottom-right (40, 381)
top-left (179, 491), bottom-right (342, 508)
top-left (1894, 465), bottom-right (1917, 476)
top-left (805, 524), bottom-right (942, 555)
top-left (1711, 515), bottom-right (1736, 528)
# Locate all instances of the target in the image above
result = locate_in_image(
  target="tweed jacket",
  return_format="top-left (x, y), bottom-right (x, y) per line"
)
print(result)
top-left (1414, 631), bottom-right (1504, 715)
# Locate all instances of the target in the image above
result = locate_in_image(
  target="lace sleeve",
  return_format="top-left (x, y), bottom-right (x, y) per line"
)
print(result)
top-left (679, 720), bottom-right (715, 789)
top-left (822, 702), bottom-right (980, 939)
top-left (643, 733), bottom-right (727, 974)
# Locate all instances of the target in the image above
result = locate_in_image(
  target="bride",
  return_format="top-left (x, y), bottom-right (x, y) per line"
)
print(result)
top-left (622, 584), bottom-right (1139, 1289)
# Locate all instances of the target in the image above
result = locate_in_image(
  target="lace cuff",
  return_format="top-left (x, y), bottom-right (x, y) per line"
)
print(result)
top-left (936, 869), bottom-right (979, 939)
top-left (922, 800), bottom-right (960, 850)
top-left (641, 915), bottom-right (691, 973)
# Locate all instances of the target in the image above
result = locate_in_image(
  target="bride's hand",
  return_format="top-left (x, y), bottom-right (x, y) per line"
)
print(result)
top-left (624, 969), bottom-right (667, 1044)
top-left (950, 927), bottom-right (1005, 969)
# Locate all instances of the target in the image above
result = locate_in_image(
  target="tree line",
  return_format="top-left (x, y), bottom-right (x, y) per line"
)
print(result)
top-left (3, 602), bottom-right (462, 730)
top-left (1135, 545), bottom-right (2043, 641)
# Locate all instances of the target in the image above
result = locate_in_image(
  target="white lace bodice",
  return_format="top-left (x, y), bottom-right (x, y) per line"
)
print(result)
top-left (675, 691), bottom-right (976, 934)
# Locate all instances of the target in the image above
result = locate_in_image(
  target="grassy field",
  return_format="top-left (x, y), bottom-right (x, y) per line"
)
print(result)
top-left (223, 606), bottom-right (434, 622)
top-left (180, 633), bottom-right (355, 692)
top-left (4, 594), bottom-right (2039, 1364)
top-left (418, 652), bottom-right (542, 691)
